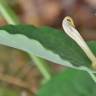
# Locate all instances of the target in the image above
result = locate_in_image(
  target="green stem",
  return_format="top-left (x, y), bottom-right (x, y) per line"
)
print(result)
top-left (0, 0), bottom-right (20, 24)
top-left (0, 0), bottom-right (51, 81)
top-left (32, 56), bottom-right (51, 81)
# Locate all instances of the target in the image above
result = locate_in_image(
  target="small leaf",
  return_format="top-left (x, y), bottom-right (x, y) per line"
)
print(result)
top-left (37, 68), bottom-right (96, 96)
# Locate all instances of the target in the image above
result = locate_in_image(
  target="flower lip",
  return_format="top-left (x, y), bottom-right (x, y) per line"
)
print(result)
top-left (63, 16), bottom-right (75, 27)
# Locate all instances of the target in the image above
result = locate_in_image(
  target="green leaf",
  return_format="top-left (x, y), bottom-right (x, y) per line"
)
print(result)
top-left (0, 25), bottom-right (95, 69)
top-left (37, 68), bottom-right (96, 96)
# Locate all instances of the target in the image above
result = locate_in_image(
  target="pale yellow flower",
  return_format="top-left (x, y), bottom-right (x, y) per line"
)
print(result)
top-left (62, 16), bottom-right (96, 69)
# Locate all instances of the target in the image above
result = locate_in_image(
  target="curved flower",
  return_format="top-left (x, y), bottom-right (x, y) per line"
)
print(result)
top-left (62, 16), bottom-right (96, 69)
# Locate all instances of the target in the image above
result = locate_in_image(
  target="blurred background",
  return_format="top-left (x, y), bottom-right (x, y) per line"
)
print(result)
top-left (0, 0), bottom-right (96, 96)
top-left (1, 0), bottom-right (96, 39)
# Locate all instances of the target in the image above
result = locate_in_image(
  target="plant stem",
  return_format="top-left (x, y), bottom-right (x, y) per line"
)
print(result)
top-left (32, 56), bottom-right (51, 81)
top-left (0, 0), bottom-right (20, 25)
top-left (0, 0), bottom-right (51, 81)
